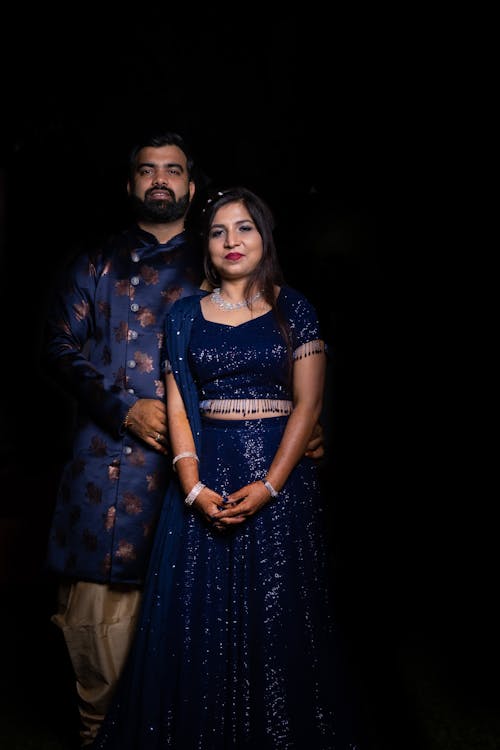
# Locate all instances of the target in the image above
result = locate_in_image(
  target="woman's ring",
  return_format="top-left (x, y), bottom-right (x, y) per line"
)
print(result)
top-left (154, 432), bottom-right (162, 442)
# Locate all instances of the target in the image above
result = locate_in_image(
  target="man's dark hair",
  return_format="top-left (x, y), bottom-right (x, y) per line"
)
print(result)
top-left (128, 131), bottom-right (196, 182)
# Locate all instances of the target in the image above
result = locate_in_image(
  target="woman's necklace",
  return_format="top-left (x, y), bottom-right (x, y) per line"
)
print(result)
top-left (210, 287), bottom-right (262, 311)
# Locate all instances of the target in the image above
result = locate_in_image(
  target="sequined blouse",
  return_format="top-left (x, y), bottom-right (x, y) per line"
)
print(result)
top-left (179, 286), bottom-right (324, 412)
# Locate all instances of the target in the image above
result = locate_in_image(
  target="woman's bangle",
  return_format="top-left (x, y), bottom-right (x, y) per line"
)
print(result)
top-left (172, 452), bottom-right (199, 472)
top-left (184, 481), bottom-right (205, 506)
top-left (262, 479), bottom-right (279, 498)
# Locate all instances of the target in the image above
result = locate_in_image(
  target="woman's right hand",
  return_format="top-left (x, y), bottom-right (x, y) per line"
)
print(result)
top-left (193, 487), bottom-right (230, 530)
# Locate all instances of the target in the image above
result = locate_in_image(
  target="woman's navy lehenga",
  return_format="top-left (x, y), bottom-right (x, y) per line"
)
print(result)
top-left (93, 287), bottom-right (358, 749)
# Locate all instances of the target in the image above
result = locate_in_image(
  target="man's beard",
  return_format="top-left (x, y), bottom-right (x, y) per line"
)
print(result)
top-left (130, 190), bottom-right (191, 223)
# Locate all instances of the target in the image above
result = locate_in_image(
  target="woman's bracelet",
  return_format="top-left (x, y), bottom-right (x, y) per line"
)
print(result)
top-left (172, 452), bottom-right (199, 472)
top-left (184, 481), bottom-right (205, 506)
top-left (262, 479), bottom-right (279, 498)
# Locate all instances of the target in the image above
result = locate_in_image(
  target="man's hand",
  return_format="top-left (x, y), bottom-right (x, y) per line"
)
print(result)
top-left (124, 398), bottom-right (169, 454)
top-left (304, 421), bottom-right (325, 460)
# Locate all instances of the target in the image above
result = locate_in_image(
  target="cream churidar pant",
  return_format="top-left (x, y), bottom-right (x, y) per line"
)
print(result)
top-left (51, 581), bottom-right (142, 747)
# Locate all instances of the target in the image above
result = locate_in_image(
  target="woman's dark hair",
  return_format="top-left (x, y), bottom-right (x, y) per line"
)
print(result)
top-left (200, 187), bottom-right (292, 368)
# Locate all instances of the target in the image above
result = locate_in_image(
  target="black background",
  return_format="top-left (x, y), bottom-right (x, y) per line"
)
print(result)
top-left (1, 9), bottom-right (496, 750)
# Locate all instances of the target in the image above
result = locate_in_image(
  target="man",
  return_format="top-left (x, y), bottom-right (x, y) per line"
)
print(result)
top-left (44, 131), bottom-right (324, 747)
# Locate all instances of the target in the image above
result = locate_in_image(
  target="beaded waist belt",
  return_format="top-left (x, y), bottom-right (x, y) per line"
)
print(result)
top-left (199, 399), bottom-right (293, 417)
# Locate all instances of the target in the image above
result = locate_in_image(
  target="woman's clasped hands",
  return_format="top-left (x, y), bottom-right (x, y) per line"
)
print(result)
top-left (194, 481), bottom-right (273, 531)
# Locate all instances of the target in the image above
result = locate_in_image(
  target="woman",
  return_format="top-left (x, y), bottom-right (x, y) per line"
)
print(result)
top-left (94, 187), bottom-right (358, 749)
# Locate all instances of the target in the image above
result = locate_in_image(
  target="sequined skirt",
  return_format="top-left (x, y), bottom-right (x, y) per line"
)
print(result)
top-left (94, 416), bottom-right (357, 749)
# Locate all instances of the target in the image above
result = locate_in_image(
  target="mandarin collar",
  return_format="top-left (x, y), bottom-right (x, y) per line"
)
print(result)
top-left (130, 225), bottom-right (188, 256)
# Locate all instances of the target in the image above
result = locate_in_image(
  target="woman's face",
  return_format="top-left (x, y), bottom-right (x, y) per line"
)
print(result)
top-left (208, 200), bottom-right (263, 281)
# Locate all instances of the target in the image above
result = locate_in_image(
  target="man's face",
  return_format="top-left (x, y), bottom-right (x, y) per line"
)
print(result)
top-left (128, 144), bottom-right (195, 223)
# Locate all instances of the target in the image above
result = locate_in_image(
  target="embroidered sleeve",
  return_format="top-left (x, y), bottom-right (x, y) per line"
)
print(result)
top-left (279, 289), bottom-right (322, 349)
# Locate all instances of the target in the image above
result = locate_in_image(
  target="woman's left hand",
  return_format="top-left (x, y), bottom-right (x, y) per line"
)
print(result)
top-left (212, 481), bottom-right (272, 526)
